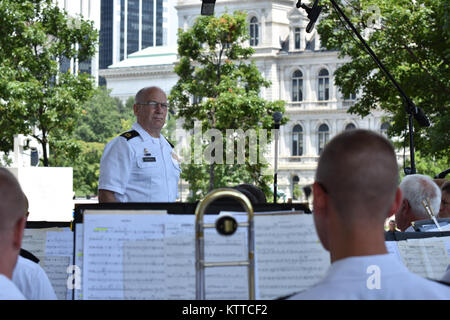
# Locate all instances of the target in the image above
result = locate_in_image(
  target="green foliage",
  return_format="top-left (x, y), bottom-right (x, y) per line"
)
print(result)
top-left (293, 184), bottom-right (303, 200)
top-left (317, 0), bottom-right (450, 161)
top-left (170, 11), bottom-right (286, 202)
top-left (74, 87), bottom-right (134, 143)
top-left (49, 86), bottom-right (135, 196)
top-left (399, 151), bottom-right (449, 180)
top-left (0, 0), bottom-right (98, 166)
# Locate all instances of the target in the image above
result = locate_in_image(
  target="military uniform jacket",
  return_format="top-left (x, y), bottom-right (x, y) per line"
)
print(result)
top-left (99, 122), bottom-right (181, 202)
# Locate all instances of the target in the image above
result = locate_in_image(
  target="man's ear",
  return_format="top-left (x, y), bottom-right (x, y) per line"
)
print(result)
top-left (133, 103), bottom-right (139, 116)
top-left (387, 188), bottom-right (403, 218)
top-left (312, 182), bottom-right (328, 215)
top-left (12, 216), bottom-right (26, 252)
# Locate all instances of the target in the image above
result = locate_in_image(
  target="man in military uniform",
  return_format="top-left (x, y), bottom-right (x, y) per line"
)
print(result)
top-left (98, 86), bottom-right (181, 202)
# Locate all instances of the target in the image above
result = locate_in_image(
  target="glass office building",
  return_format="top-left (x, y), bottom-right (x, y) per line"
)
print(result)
top-left (100, 0), bottom-right (165, 72)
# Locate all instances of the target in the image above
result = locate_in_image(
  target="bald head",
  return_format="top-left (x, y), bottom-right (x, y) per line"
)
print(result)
top-left (315, 129), bottom-right (399, 224)
top-left (134, 86), bottom-right (166, 104)
top-left (0, 168), bottom-right (27, 231)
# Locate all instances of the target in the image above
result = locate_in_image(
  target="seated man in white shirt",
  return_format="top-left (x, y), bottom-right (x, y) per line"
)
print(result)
top-left (288, 129), bottom-right (450, 300)
top-left (0, 168), bottom-right (28, 300)
top-left (395, 174), bottom-right (441, 232)
top-left (13, 254), bottom-right (57, 300)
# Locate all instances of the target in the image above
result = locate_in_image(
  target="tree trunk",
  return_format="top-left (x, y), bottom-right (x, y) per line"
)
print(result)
top-left (41, 129), bottom-right (49, 167)
top-left (42, 140), bottom-right (49, 167)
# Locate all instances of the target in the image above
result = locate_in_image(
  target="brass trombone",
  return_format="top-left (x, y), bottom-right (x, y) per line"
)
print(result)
top-left (194, 188), bottom-right (255, 300)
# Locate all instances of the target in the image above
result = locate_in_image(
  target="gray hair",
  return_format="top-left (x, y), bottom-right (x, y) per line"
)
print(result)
top-left (399, 174), bottom-right (441, 219)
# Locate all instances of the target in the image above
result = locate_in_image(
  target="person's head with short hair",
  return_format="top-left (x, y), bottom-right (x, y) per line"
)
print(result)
top-left (395, 174), bottom-right (441, 231)
top-left (133, 86), bottom-right (168, 138)
top-left (439, 180), bottom-right (450, 218)
top-left (312, 129), bottom-right (402, 262)
top-left (0, 168), bottom-right (28, 279)
top-left (388, 220), bottom-right (397, 232)
top-left (233, 184), bottom-right (267, 205)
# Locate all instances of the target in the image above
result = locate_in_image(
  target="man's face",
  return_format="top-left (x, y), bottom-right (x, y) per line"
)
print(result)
top-left (133, 89), bottom-right (168, 134)
top-left (439, 191), bottom-right (450, 218)
top-left (388, 221), bottom-right (396, 231)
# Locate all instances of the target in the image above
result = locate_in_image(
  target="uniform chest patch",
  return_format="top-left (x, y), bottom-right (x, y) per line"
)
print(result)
top-left (143, 156), bottom-right (156, 162)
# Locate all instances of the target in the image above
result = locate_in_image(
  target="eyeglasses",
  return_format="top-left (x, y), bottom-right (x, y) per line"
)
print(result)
top-left (138, 100), bottom-right (169, 110)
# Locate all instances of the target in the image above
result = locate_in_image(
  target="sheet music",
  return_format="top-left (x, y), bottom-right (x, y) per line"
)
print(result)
top-left (22, 229), bottom-right (47, 257)
top-left (385, 241), bottom-right (403, 262)
top-left (40, 256), bottom-right (71, 300)
top-left (203, 214), bottom-right (249, 300)
top-left (438, 236), bottom-right (450, 257)
top-left (123, 239), bottom-right (165, 299)
top-left (83, 212), bottom-right (166, 300)
top-left (83, 211), bottom-right (252, 300)
top-left (45, 228), bottom-right (73, 256)
top-left (74, 224), bottom-right (84, 300)
top-left (397, 238), bottom-right (450, 280)
top-left (254, 214), bottom-right (330, 299)
top-left (164, 215), bottom-right (196, 299)
top-left (22, 227), bottom-right (73, 300)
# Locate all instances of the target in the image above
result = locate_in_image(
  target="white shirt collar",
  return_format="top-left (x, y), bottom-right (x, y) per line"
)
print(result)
top-left (325, 254), bottom-right (408, 281)
top-left (132, 122), bottom-right (161, 143)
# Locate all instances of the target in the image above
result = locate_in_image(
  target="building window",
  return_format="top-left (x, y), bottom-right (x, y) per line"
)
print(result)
top-left (345, 123), bottom-right (356, 131)
top-left (380, 122), bottom-right (390, 137)
top-left (318, 69), bottom-right (330, 101)
top-left (292, 125), bottom-right (303, 156)
top-left (344, 92), bottom-right (357, 100)
top-left (292, 70), bottom-right (303, 102)
top-left (318, 124), bottom-right (329, 154)
top-left (294, 27), bottom-right (301, 49)
top-left (249, 17), bottom-right (259, 47)
top-left (292, 175), bottom-right (300, 200)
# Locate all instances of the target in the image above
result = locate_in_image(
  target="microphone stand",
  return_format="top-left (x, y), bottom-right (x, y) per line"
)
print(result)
top-left (321, 0), bottom-right (430, 174)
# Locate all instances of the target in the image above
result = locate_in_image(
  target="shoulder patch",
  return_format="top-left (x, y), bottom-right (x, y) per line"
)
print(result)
top-left (120, 130), bottom-right (140, 141)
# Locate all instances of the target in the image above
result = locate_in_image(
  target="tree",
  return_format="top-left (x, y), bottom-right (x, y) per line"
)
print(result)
top-left (0, 0), bottom-right (98, 166)
top-left (49, 86), bottom-right (135, 196)
top-left (169, 11), bottom-right (286, 201)
top-left (73, 87), bottom-right (134, 143)
top-left (316, 0), bottom-right (450, 160)
top-left (399, 151), bottom-right (449, 180)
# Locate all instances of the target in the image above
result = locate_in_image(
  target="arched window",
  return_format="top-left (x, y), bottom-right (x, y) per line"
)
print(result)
top-left (318, 123), bottom-right (329, 154)
top-left (380, 122), bottom-right (390, 137)
top-left (318, 69), bottom-right (330, 101)
top-left (345, 123), bottom-right (356, 131)
top-left (292, 70), bottom-right (303, 102)
top-left (294, 27), bottom-right (301, 49)
top-left (292, 124), bottom-right (303, 156)
top-left (249, 17), bottom-right (259, 47)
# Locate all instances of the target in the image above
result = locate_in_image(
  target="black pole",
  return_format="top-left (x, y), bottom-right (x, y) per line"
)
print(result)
top-left (408, 114), bottom-right (416, 174)
top-left (273, 112), bottom-right (282, 203)
top-left (325, 0), bottom-right (429, 174)
top-left (273, 173), bottom-right (278, 203)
